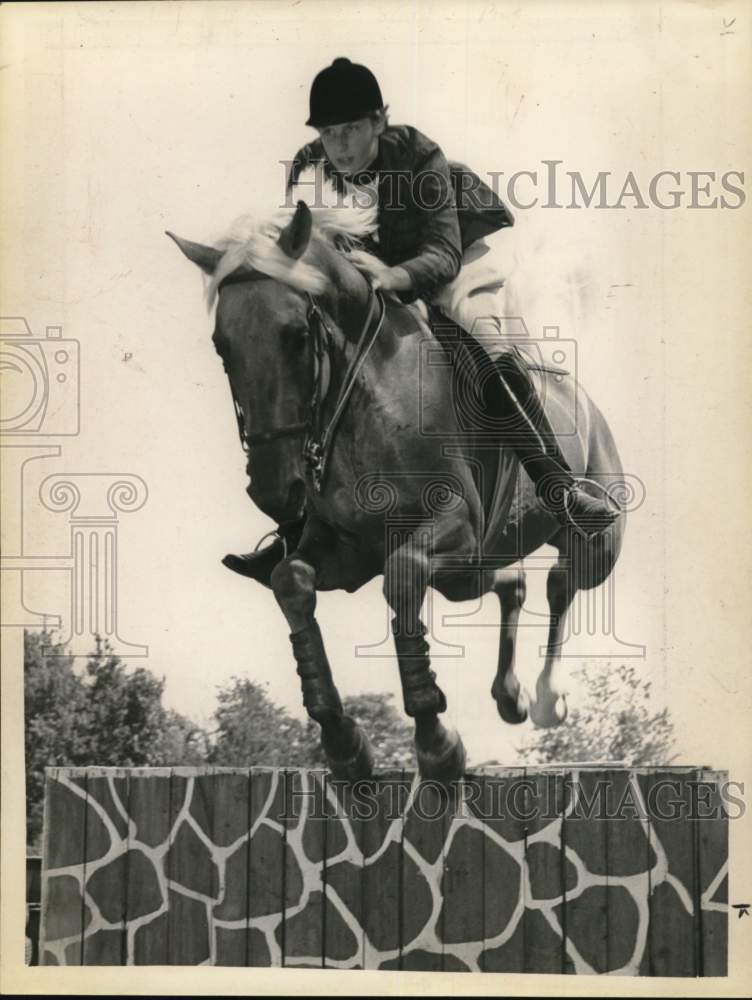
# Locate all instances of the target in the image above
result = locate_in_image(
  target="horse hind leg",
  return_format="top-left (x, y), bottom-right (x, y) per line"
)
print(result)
top-left (271, 556), bottom-right (373, 780)
top-left (528, 552), bottom-right (577, 728)
top-left (490, 567), bottom-right (530, 724)
top-left (527, 388), bottom-right (626, 728)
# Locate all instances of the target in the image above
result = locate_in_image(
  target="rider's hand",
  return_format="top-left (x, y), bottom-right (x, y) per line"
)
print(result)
top-left (372, 266), bottom-right (413, 294)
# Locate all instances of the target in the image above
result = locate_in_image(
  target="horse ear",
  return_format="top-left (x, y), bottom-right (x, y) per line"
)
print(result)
top-left (277, 201), bottom-right (312, 260)
top-left (166, 231), bottom-right (222, 275)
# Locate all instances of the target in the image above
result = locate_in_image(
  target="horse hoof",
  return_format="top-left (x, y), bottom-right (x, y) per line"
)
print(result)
top-left (491, 679), bottom-right (529, 725)
top-left (417, 729), bottom-right (466, 784)
top-left (529, 694), bottom-right (568, 729)
top-left (326, 726), bottom-right (374, 782)
top-left (555, 694), bottom-right (568, 724)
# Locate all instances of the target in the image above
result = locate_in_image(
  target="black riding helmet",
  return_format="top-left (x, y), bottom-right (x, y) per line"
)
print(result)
top-left (306, 57), bottom-right (384, 128)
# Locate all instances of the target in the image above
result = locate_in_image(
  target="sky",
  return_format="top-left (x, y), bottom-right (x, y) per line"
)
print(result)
top-left (2, 1), bottom-right (751, 774)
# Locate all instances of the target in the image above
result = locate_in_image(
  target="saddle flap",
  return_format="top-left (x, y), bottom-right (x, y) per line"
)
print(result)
top-left (427, 313), bottom-right (520, 543)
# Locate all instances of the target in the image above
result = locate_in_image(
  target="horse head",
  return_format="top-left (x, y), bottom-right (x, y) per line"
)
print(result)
top-left (168, 200), bottom-right (374, 523)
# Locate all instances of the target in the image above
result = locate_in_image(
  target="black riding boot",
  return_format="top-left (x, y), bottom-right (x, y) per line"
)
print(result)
top-left (494, 350), bottom-right (619, 536)
top-left (222, 516), bottom-right (307, 584)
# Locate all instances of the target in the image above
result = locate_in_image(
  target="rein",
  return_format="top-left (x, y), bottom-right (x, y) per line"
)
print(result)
top-left (218, 271), bottom-right (385, 494)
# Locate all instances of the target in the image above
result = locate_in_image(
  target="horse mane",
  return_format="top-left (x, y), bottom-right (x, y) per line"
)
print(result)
top-left (206, 167), bottom-right (380, 307)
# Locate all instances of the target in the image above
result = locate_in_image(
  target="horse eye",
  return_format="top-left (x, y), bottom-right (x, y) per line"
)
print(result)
top-left (285, 326), bottom-right (309, 352)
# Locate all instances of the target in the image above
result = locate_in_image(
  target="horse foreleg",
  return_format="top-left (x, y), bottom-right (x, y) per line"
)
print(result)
top-left (490, 567), bottom-right (530, 724)
top-left (384, 527), bottom-right (466, 783)
top-left (271, 556), bottom-right (373, 780)
top-left (528, 556), bottom-right (576, 728)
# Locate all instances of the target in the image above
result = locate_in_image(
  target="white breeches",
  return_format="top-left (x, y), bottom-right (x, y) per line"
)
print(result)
top-left (432, 232), bottom-right (523, 362)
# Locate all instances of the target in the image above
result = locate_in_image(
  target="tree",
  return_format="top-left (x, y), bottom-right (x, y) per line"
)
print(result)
top-left (209, 677), bottom-right (319, 766)
top-left (303, 692), bottom-right (417, 770)
top-left (210, 677), bottom-right (417, 770)
top-left (514, 662), bottom-right (676, 765)
top-left (149, 709), bottom-right (210, 767)
top-left (78, 636), bottom-right (208, 767)
top-left (24, 630), bottom-right (89, 850)
top-left (24, 629), bottom-right (208, 850)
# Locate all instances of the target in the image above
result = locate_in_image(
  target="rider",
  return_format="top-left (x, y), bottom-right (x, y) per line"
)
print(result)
top-left (224, 58), bottom-right (618, 581)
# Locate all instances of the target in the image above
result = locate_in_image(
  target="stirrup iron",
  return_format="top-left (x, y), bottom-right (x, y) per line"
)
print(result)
top-left (563, 477), bottom-right (623, 538)
top-left (254, 529), bottom-right (288, 558)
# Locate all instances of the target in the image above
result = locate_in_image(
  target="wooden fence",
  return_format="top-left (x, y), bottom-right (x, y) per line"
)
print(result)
top-left (39, 766), bottom-right (728, 974)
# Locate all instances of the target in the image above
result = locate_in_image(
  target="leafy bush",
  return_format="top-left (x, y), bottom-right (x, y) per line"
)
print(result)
top-left (515, 662), bottom-right (676, 765)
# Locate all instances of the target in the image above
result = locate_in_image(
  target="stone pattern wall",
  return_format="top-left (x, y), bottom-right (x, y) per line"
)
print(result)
top-left (39, 766), bottom-right (728, 974)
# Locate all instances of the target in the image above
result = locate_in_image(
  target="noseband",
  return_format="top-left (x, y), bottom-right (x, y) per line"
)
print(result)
top-left (217, 270), bottom-right (385, 493)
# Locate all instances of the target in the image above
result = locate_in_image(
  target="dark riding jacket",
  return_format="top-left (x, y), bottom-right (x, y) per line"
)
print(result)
top-left (286, 125), bottom-right (514, 303)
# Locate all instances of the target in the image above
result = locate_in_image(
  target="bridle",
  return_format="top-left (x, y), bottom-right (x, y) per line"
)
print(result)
top-left (217, 269), bottom-right (385, 494)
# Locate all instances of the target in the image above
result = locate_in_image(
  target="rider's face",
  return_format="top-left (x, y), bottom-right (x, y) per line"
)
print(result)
top-left (318, 116), bottom-right (383, 175)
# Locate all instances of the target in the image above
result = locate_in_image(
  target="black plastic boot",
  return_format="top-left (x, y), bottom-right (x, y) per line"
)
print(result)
top-left (494, 350), bottom-right (619, 537)
top-left (222, 516), bottom-right (307, 584)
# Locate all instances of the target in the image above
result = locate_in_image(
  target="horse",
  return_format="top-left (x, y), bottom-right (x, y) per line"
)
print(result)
top-left (169, 198), bottom-right (626, 782)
